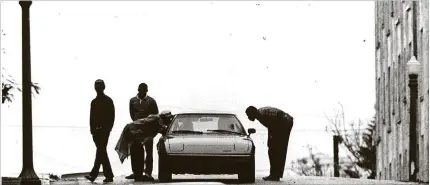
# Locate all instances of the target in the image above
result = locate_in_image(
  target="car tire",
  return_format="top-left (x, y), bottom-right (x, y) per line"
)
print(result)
top-left (238, 156), bottom-right (255, 183)
top-left (158, 154), bottom-right (172, 182)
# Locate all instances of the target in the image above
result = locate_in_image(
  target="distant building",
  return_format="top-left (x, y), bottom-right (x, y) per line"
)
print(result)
top-left (374, 0), bottom-right (428, 182)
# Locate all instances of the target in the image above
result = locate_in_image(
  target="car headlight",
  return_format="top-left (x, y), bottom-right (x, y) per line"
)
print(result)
top-left (234, 140), bottom-right (252, 153)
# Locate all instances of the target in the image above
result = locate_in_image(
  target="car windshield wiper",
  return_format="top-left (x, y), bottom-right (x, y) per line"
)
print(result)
top-left (207, 130), bottom-right (243, 135)
top-left (172, 130), bottom-right (203, 134)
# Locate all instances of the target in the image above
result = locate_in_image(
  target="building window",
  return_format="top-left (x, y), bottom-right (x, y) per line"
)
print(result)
top-left (399, 154), bottom-right (402, 166)
top-left (377, 77), bottom-right (382, 139)
top-left (405, 149), bottom-right (408, 175)
top-left (388, 35), bottom-right (392, 67)
top-left (385, 167), bottom-right (387, 179)
top-left (407, 7), bottom-right (413, 47)
top-left (383, 29), bottom-right (387, 69)
top-left (389, 163), bottom-right (392, 179)
top-left (399, 154), bottom-right (402, 178)
top-left (383, 71), bottom-right (386, 125)
top-left (387, 67), bottom-right (392, 133)
top-left (421, 135), bottom-right (424, 167)
top-left (397, 1), bottom-right (402, 17)
top-left (398, 55), bottom-right (401, 120)
top-left (377, 48), bottom-right (381, 79)
top-left (393, 54), bottom-right (397, 117)
top-left (403, 3), bottom-right (408, 50)
top-left (416, 143), bottom-right (420, 171)
top-left (396, 22), bottom-right (402, 56)
top-left (378, 77), bottom-right (381, 106)
top-left (418, 0), bottom-right (423, 32)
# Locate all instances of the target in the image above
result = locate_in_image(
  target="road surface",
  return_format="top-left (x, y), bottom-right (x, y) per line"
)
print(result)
top-left (52, 173), bottom-right (426, 185)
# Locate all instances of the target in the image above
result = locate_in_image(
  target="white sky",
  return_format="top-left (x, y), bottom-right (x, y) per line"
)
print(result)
top-left (1, 1), bottom-right (375, 176)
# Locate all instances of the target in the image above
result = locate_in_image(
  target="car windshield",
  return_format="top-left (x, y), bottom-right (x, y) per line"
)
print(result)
top-left (168, 114), bottom-right (246, 135)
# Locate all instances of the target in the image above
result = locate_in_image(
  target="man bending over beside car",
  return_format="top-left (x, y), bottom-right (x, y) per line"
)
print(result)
top-left (245, 105), bottom-right (294, 181)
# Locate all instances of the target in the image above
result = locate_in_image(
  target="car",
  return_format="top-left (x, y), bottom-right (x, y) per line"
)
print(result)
top-left (157, 112), bottom-right (256, 183)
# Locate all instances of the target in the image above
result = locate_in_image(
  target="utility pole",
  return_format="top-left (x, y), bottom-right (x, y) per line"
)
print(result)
top-left (18, 1), bottom-right (40, 185)
top-left (333, 135), bottom-right (341, 177)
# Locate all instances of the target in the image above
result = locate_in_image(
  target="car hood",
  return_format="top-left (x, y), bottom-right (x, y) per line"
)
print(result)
top-left (165, 134), bottom-right (253, 155)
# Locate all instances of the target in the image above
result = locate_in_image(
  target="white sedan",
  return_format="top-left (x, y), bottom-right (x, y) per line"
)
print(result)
top-left (157, 113), bottom-right (256, 183)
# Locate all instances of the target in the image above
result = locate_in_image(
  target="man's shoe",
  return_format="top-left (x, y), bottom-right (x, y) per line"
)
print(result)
top-left (103, 178), bottom-right (113, 183)
top-left (125, 174), bottom-right (134, 179)
top-left (262, 176), bottom-right (280, 181)
top-left (85, 175), bottom-right (96, 182)
top-left (134, 175), bottom-right (145, 182)
top-left (143, 174), bottom-right (155, 181)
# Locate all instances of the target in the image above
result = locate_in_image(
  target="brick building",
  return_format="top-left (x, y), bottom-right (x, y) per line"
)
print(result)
top-left (374, 0), bottom-right (428, 182)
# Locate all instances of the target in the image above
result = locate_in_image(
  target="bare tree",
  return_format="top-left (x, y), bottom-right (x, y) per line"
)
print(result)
top-left (291, 145), bottom-right (324, 176)
top-left (308, 145), bottom-right (323, 176)
top-left (325, 102), bottom-right (376, 179)
top-left (291, 157), bottom-right (313, 176)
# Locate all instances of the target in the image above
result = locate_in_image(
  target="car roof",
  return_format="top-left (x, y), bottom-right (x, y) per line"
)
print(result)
top-left (174, 112), bottom-right (237, 116)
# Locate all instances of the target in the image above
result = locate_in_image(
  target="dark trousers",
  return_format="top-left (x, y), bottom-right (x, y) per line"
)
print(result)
top-left (268, 145), bottom-right (288, 178)
top-left (268, 123), bottom-right (293, 178)
top-left (90, 131), bottom-right (114, 178)
top-left (130, 140), bottom-right (154, 176)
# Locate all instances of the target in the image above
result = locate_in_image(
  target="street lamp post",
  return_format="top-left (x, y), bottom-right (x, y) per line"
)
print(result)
top-left (18, 1), bottom-right (41, 185)
top-left (407, 56), bottom-right (420, 182)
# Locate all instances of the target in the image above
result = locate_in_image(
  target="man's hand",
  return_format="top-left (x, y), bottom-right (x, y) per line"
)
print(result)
top-left (133, 115), bottom-right (159, 125)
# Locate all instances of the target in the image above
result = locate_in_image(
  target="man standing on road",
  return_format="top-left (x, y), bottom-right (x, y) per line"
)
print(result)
top-left (245, 105), bottom-right (294, 181)
top-left (126, 83), bottom-right (159, 181)
top-left (85, 79), bottom-right (115, 183)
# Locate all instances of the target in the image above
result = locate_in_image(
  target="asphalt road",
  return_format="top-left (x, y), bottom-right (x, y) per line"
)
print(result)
top-left (52, 173), bottom-right (427, 185)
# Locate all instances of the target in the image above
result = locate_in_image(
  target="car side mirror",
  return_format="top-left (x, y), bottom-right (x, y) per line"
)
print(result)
top-left (248, 128), bottom-right (256, 135)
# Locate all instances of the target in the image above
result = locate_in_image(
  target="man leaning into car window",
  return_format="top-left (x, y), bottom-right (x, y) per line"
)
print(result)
top-left (245, 105), bottom-right (294, 181)
top-left (126, 83), bottom-right (159, 182)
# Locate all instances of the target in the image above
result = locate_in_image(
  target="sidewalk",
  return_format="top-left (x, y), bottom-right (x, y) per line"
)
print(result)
top-left (51, 174), bottom-right (429, 185)
top-left (4, 171), bottom-right (427, 185)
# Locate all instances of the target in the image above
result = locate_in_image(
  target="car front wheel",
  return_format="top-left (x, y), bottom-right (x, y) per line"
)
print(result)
top-left (158, 154), bottom-right (172, 182)
top-left (238, 156), bottom-right (255, 183)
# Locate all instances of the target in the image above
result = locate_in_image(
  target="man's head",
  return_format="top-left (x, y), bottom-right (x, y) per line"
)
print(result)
top-left (160, 110), bottom-right (173, 133)
top-left (245, 106), bottom-right (258, 121)
top-left (94, 79), bottom-right (105, 94)
top-left (138, 83), bottom-right (148, 97)
top-left (160, 110), bottom-right (172, 119)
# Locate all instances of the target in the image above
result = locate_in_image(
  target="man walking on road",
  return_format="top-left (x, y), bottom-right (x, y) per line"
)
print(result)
top-left (85, 79), bottom-right (115, 183)
top-left (245, 105), bottom-right (294, 181)
top-left (126, 83), bottom-right (159, 181)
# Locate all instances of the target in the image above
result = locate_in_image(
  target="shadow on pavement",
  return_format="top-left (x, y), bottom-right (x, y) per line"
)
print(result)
top-left (167, 178), bottom-right (246, 184)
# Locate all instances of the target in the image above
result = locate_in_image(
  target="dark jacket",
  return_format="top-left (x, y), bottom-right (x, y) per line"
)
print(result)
top-left (90, 94), bottom-right (115, 134)
top-left (115, 115), bottom-right (166, 163)
top-left (129, 95), bottom-right (158, 121)
top-left (256, 106), bottom-right (293, 147)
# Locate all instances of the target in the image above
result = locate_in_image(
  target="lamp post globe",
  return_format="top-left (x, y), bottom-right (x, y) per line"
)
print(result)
top-left (407, 56), bottom-right (421, 76)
